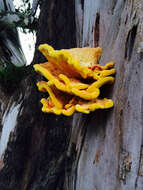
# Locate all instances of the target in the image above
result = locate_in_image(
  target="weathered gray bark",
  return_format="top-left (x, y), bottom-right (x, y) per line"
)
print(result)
top-left (0, 0), bottom-right (143, 190)
top-left (70, 0), bottom-right (143, 189)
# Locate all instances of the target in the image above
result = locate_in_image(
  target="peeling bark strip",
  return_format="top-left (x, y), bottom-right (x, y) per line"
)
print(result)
top-left (119, 151), bottom-right (132, 184)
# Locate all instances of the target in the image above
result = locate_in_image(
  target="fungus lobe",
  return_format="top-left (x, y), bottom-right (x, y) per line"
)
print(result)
top-left (33, 44), bottom-right (115, 116)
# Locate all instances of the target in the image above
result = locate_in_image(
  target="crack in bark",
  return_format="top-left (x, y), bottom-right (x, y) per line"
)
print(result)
top-left (94, 13), bottom-right (100, 47)
top-left (80, 0), bottom-right (84, 10)
top-left (125, 24), bottom-right (138, 61)
top-left (135, 146), bottom-right (143, 189)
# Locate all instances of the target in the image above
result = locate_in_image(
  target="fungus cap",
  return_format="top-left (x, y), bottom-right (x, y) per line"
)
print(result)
top-left (33, 44), bottom-right (115, 116)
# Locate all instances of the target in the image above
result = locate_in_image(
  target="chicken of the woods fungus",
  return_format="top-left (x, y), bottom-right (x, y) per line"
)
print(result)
top-left (33, 44), bottom-right (116, 116)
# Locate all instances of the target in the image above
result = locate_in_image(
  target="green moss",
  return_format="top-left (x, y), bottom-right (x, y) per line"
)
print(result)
top-left (0, 62), bottom-right (28, 92)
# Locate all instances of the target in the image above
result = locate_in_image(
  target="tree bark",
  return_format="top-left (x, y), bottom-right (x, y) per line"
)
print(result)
top-left (0, 0), bottom-right (75, 189)
top-left (0, 0), bottom-right (143, 190)
top-left (70, 0), bottom-right (143, 189)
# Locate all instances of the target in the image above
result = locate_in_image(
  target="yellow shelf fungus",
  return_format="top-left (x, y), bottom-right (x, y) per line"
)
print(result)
top-left (33, 44), bottom-right (115, 116)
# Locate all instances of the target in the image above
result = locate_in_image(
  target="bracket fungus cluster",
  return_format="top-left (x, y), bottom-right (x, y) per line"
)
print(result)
top-left (33, 44), bottom-right (115, 116)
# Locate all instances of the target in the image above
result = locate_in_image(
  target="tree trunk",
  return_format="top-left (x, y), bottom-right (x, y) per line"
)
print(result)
top-left (0, 0), bottom-right (75, 189)
top-left (71, 0), bottom-right (143, 189)
top-left (0, 0), bottom-right (143, 190)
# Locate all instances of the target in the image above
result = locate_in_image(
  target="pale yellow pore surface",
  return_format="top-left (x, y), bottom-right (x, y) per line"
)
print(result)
top-left (66, 47), bottom-right (102, 67)
top-left (38, 44), bottom-right (103, 79)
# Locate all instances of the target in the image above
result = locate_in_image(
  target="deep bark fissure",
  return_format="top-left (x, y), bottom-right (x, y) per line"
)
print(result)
top-left (80, 0), bottom-right (84, 10)
top-left (125, 24), bottom-right (138, 61)
top-left (94, 12), bottom-right (100, 47)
